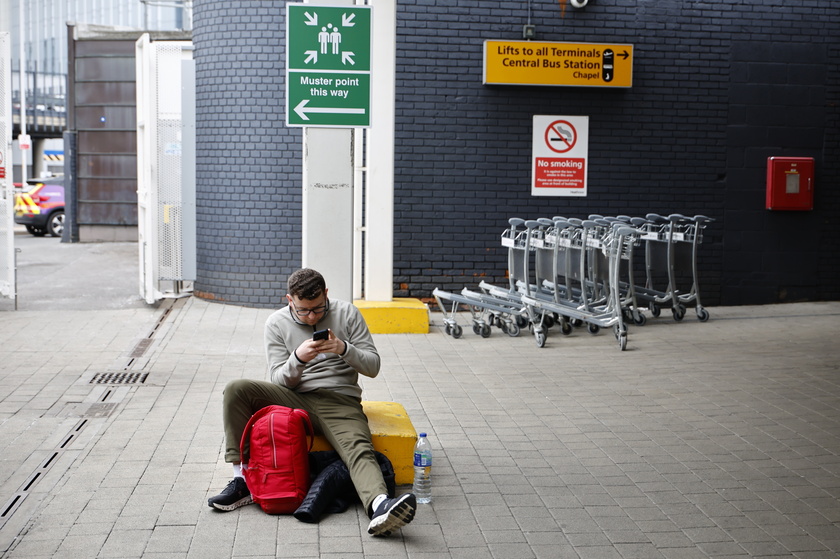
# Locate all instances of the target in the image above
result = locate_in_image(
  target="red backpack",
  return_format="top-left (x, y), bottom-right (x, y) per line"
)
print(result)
top-left (240, 405), bottom-right (315, 514)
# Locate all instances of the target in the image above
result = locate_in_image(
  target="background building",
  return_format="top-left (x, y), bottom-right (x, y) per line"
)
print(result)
top-left (1, 0), bottom-right (187, 181)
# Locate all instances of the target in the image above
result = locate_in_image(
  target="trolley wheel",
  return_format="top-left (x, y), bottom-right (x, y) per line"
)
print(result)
top-left (587, 323), bottom-right (600, 335)
top-left (633, 313), bottom-right (647, 326)
top-left (499, 322), bottom-right (508, 334)
top-left (452, 324), bottom-right (463, 339)
top-left (672, 304), bottom-right (686, 322)
top-left (560, 320), bottom-right (573, 335)
top-left (535, 332), bottom-right (546, 348)
top-left (571, 318), bottom-right (584, 328)
top-left (516, 315), bottom-right (528, 328)
top-left (480, 324), bottom-right (492, 338)
top-left (506, 323), bottom-right (520, 337)
top-left (473, 323), bottom-right (482, 335)
top-left (619, 333), bottom-right (628, 351)
top-left (543, 314), bottom-right (555, 329)
top-left (650, 304), bottom-right (661, 318)
top-left (696, 308), bottom-right (710, 322)
top-left (444, 324), bottom-right (451, 336)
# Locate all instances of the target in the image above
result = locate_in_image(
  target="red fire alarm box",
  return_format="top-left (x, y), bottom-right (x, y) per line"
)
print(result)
top-left (766, 157), bottom-right (814, 211)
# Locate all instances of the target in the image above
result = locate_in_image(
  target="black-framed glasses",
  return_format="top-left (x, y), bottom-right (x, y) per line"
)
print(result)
top-left (290, 298), bottom-right (329, 317)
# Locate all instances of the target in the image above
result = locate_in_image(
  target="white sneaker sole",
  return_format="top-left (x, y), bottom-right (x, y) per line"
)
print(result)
top-left (367, 494), bottom-right (416, 536)
top-left (209, 494), bottom-right (253, 512)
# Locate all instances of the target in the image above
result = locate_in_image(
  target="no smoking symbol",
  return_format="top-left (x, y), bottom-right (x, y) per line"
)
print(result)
top-left (545, 120), bottom-right (577, 153)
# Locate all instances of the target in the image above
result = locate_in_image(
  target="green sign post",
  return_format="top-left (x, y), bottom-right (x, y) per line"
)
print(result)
top-left (286, 3), bottom-right (372, 127)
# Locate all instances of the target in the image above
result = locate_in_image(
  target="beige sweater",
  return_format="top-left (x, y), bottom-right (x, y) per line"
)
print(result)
top-left (265, 299), bottom-right (380, 399)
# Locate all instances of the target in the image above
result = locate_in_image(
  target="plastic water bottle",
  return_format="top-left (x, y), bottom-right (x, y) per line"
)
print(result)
top-left (413, 433), bottom-right (432, 504)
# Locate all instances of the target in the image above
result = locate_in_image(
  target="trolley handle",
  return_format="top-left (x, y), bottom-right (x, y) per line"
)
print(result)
top-left (509, 217), bottom-right (525, 227)
top-left (614, 225), bottom-right (636, 236)
top-left (645, 213), bottom-right (667, 223)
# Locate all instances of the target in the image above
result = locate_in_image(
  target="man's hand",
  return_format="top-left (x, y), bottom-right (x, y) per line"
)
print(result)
top-left (296, 329), bottom-right (346, 363)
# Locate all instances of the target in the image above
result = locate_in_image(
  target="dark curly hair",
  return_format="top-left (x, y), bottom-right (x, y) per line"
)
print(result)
top-left (287, 268), bottom-right (326, 300)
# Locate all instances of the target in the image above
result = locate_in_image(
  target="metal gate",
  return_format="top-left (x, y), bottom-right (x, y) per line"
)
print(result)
top-left (0, 33), bottom-right (14, 303)
top-left (136, 35), bottom-right (195, 304)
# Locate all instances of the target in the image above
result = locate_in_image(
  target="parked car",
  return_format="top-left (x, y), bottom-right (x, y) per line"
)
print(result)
top-left (14, 179), bottom-right (65, 237)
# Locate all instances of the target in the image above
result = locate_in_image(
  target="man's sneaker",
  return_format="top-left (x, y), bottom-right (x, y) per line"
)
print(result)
top-left (208, 477), bottom-right (253, 511)
top-left (367, 493), bottom-right (417, 537)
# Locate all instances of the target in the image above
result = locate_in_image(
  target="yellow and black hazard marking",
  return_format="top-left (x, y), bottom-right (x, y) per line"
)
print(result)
top-left (14, 191), bottom-right (42, 216)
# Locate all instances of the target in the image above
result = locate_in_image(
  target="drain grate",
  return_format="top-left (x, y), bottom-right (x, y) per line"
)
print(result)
top-left (129, 338), bottom-right (153, 358)
top-left (90, 372), bottom-right (148, 385)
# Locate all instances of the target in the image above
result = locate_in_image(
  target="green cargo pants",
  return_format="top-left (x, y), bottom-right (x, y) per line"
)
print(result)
top-left (222, 378), bottom-right (386, 514)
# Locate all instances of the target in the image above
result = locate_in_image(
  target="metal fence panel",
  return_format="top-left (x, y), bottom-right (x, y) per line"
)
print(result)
top-left (0, 33), bottom-right (15, 301)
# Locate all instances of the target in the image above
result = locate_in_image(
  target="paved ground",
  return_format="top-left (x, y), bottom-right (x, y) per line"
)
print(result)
top-left (0, 228), bottom-right (145, 312)
top-left (1, 236), bottom-right (839, 558)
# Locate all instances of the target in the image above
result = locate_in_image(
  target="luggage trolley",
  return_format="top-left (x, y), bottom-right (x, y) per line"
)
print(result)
top-left (432, 287), bottom-right (525, 339)
top-left (509, 217), bottom-right (618, 343)
top-left (634, 214), bottom-right (714, 322)
top-left (432, 218), bottom-right (529, 339)
top-left (594, 215), bottom-right (650, 327)
top-left (474, 219), bottom-right (555, 346)
top-left (611, 215), bottom-right (655, 324)
top-left (473, 217), bottom-right (537, 333)
top-left (539, 218), bottom-right (614, 335)
top-left (520, 223), bottom-right (638, 350)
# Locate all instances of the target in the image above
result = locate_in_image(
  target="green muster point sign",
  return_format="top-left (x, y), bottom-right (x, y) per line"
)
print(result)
top-left (286, 3), bottom-right (372, 127)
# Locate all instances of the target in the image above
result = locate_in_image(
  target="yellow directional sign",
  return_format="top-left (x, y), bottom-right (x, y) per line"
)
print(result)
top-left (483, 40), bottom-right (633, 88)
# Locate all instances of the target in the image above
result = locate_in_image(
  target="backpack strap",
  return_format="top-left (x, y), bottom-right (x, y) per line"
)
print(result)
top-left (293, 408), bottom-right (316, 452)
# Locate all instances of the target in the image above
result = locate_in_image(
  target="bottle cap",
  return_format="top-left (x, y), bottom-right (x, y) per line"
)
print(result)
top-left (419, 432), bottom-right (427, 437)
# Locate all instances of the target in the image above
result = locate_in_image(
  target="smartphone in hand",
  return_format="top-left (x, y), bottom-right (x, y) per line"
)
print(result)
top-left (313, 329), bottom-right (329, 341)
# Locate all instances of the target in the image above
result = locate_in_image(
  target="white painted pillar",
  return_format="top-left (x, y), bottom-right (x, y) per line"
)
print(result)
top-left (302, 127), bottom-right (354, 302)
top-left (364, 0), bottom-right (396, 301)
top-left (301, 0), bottom-right (354, 302)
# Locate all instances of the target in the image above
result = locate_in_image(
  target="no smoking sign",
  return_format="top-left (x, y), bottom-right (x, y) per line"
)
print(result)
top-left (532, 115), bottom-right (589, 197)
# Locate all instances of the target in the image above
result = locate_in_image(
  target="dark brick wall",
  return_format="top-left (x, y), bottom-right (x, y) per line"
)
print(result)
top-left (393, 0), bottom-right (839, 306)
top-left (724, 40), bottom-right (832, 304)
top-left (192, 0), bottom-right (839, 307)
top-left (192, 1), bottom-right (300, 307)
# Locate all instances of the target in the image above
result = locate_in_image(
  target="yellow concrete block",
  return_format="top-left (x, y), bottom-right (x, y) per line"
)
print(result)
top-left (354, 298), bottom-right (429, 334)
top-left (311, 401), bottom-right (417, 485)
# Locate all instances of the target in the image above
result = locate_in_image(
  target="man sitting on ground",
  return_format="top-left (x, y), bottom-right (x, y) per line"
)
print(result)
top-left (207, 268), bottom-right (416, 537)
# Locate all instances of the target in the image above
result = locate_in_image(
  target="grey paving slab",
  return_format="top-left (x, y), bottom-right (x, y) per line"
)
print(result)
top-left (0, 290), bottom-right (839, 557)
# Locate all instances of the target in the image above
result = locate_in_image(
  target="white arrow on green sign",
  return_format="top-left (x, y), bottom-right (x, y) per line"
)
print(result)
top-left (286, 3), bottom-right (372, 127)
